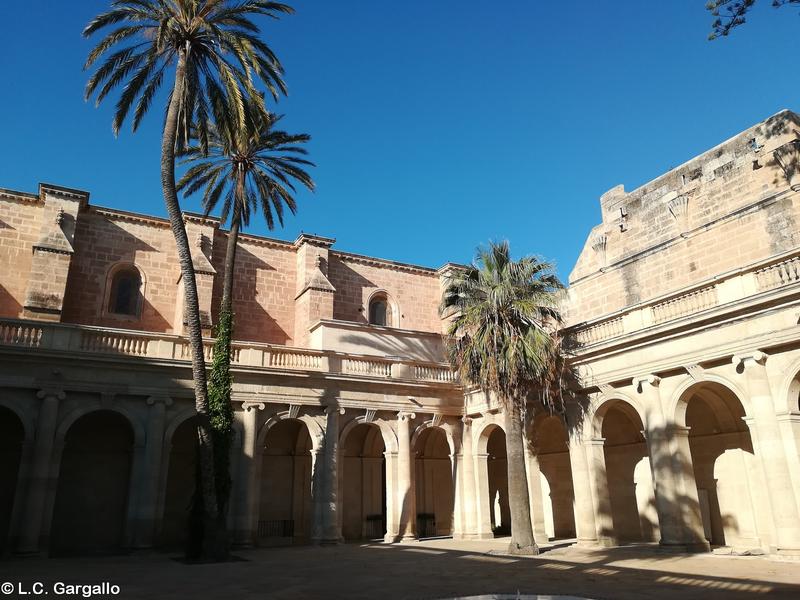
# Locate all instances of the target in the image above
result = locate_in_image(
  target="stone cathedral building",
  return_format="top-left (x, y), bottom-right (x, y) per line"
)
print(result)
top-left (2, 109), bottom-right (800, 557)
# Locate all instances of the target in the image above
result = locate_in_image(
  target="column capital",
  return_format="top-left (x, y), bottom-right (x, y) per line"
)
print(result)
top-left (461, 415), bottom-right (473, 426)
top-left (36, 388), bottom-right (65, 401)
top-left (397, 411), bottom-right (416, 422)
top-left (732, 351), bottom-right (767, 369)
top-left (324, 402), bottom-right (345, 416)
top-left (633, 374), bottom-right (660, 392)
top-left (146, 395), bottom-right (173, 407)
top-left (242, 401), bottom-right (266, 412)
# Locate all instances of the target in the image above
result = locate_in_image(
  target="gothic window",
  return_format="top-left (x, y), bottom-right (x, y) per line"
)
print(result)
top-left (107, 267), bottom-right (142, 317)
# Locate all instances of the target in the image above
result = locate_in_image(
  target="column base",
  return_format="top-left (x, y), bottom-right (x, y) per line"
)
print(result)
top-left (573, 538), bottom-right (599, 548)
top-left (399, 535), bottom-right (418, 544)
top-left (658, 540), bottom-right (711, 553)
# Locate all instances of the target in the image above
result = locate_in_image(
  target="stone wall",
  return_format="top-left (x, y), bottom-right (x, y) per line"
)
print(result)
top-left (568, 110), bottom-right (800, 325)
top-left (0, 186), bottom-right (449, 346)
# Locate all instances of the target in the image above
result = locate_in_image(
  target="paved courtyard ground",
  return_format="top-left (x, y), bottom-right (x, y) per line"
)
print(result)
top-left (3, 537), bottom-right (800, 599)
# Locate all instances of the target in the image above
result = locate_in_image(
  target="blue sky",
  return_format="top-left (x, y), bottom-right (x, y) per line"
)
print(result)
top-left (0, 1), bottom-right (797, 280)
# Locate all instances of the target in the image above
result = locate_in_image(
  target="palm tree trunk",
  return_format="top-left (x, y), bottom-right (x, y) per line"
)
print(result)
top-left (161, 49), bottom-right (223, 559)
top-left (220, 174), bottom-right (243, 314)
top-left (504, 402), bottom-right (538, 555)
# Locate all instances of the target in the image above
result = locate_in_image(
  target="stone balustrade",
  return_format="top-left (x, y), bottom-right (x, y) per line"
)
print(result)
top-left (572, 249), bottom-right (800, 348)
top-left (0, 318), bottom-right (457, 384)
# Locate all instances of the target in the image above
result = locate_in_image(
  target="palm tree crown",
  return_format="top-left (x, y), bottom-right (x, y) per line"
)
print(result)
top-left (177, 111), bottom-right (314, 230)
top-left (84, 0), bottom-right (293, 144)
top-left (440, 241), bottom-right (564, 404)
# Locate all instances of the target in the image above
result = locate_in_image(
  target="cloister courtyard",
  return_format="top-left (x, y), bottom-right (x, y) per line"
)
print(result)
top-left (4, 537), bottom-right (800, 599)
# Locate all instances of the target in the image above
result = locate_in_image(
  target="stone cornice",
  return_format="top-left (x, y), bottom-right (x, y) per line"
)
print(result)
top-left (333, 250), bottom-right (438, 276)
top-left (0, 188), bottom-right (39, 203)
top-left (39, 182), bottom-right (90, 204)
top-left (89, 205), bottom-right (172, 228)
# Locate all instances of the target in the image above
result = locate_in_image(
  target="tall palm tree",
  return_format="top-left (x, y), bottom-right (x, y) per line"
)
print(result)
top-left (176, 108), bottom-right (313, 527)
top-left (177, 109), bottom-right (315, 317)
top-left (440, 241), bottom-right (564, 555)
top-left (83, 0), bottom-right (293, 558)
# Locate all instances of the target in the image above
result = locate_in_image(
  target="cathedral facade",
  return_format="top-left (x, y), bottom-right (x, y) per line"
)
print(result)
top-left (2, 110), bottom-right (800, 556)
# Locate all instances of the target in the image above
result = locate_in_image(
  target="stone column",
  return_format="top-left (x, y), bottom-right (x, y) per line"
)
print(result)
top-left (473, 450), bottom-right (494, 539)
top-left (133, 395), bottom-right (171, 548)
top-left (525, 447), bottom-right (549, 544)
top-left (669, 425), bottom-right (709, 547)
top-left (317, 403), bottom-right (344, 544)
top-left (383, 451), bottom-right (400, 542)
top-left (17, 389), bottom-right (63, 555)
top-left (233, 401), bottom-right (264, 547)
top-left (734, 352), bottom-right (800, 552)
top-left (567, 433), bottom-right (598, 546)
top-left (635, 375), bottom-right (707, 550)
top-left (585, 437), bottom-right (614, 546)
top-left (397, 411), bottom-right (417, 541)
top-left (455, 417), bottom-right (477, 539)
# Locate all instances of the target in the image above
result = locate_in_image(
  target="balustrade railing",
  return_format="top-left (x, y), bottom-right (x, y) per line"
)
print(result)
top-left (651, 286), bottom-right (717, 324)
top-left (342, 357), bottom-right (392, 377)
top-left (572, 250), bottom-right (800, 347)
top-left (755, 255), bottom-right (800, 291)
top-left (0, 318), bottom-right (455, 385)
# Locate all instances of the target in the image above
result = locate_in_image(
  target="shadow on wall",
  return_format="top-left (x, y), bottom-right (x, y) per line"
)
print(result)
top-left (0, 284), bottom-right (21, 318)
top-left (338, 332), bottom-right (444, 362)
top-left (210, 243), bottom-right (290, 344)
top-left (327, 258), bottom-right (375, 325)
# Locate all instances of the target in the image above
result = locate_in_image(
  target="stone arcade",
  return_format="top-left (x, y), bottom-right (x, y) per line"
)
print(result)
top-left (2, 110), bottom-right (800, 557)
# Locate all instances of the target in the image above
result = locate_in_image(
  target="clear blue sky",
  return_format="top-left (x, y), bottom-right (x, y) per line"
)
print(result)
top-left (0, 1), bottom-right (797, 279)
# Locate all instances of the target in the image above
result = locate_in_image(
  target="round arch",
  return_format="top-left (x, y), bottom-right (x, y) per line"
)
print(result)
top-left (101, 262), bottom-right (148, 318)
top-left (474, 416), bottom-right (505, 455)
top-left (50, 410), bottom-right (136, 555)
top-left (339, 415), bottom-right (398, 453)
top-left (411, 419), bottom-right (457, 456)
top-left (366, 289), bottom-right (399, 328)
top-left (55, 403), bottom-right (145, 450)
top-left (669, 374), bottom-right (752, 429)
top-left (0, 397), bottom-right (33, 443)
top-left (590, 393), bottom-right (645, 440)
top-left (776, 354), bottom-right (800, 414)
top-left (163, 407), bottom-right (197, 452)
top-left (257, 410), bottom-right (324, 452)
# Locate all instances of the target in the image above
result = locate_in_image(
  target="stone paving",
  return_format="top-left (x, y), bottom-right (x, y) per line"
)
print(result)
top-left (2, 537), bottom-right (799, 599)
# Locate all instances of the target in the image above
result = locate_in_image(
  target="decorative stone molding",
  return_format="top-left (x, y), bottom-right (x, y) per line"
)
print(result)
top-left (591, 233), bottom-right (608, 269)
top-left (773, 140), bottom-right (800, 191)
top-left (431, 413), bottom-right (443, 427)
top-left (191, 233), bottom-right (216, 275)
top-left (732, 351), bottom-right (767, 370)
top-left (397, 411), bottom-right (416, 422)
top-left (36, 388), bottom-right (65, 401)
top-left (684, 364), bottom-right (705, 382)
top-left (598, 383), bottom-right (615, 396)
top-left (633, 374), bottom-right (660, 393)
top-left (667, 194), bottom-right (690, 235)
top-left (288, 404), bottom-right (301, 420)
top-left (364, 408), bottom-right (377, 423)
top-left (324, 401), bottom-right (345, 416)
top-left (146, 395), bottom-right (173, 407)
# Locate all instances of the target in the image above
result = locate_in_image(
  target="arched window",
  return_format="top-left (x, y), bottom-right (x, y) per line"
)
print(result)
top-left (369, 298), bottom-right (388, 326)
top-left (107, 267), bottom-right (142, 317)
